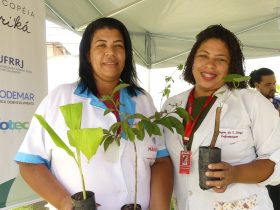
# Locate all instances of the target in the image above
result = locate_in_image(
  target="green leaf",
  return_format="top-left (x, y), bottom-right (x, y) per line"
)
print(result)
top-left (223, 74), bottom-right (250, 83)
top-left (112, 83), bottom-right (130, 95)
top-left (115, 136), bottom-right (121, 146)
top-left (165, 76), bottom-right (172, 82)
top-left (167, 116), bottom-right (185, 136)
top-left (163, 88), bottom-right (171, 98)
top-left (121, 121), bottom-right (135, 141)
top-left (127, 113), bottom-right (149, 120)
top-left (136, 122), bottom-right (145, 139)
top-left (109, 122), bottom-right (121, 134)
top-left (127, 127), bottom-right (135, 141)
top-left (103, 136), bottom-right (114, 152)
top-left (59, 103), bottom-right (83, 130)
top-left (67, 128), bottom-right (103, 161)
top-left (104, 108), bottom-right (114, 116)
top-left (150, 122), bottom-right (161, 136)
top-left (177, 63), bottom-right (184, 71)
top-left (176, 107), bottom-right (192, 121)
top-left (139, 129), bottom-right (145, 140)
top-left (132, 127), bottom-right (144, 140)
top-left (103, 129), bottom-right (110, 135)
top-left (233, 76), bottom-right (251, 82)
top-left (223, 74), bottom-right (240, 82)
top-left (34, 114), bottom-right (75, 158)
top-left (154, 112), bottom-right (162, 120)
top-left (141, 120), bottom-right (153, 137)
top-left (155, 117), bottom-right (174, 133)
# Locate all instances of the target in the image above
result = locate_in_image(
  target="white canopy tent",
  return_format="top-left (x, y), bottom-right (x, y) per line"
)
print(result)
top-left (44, 0), bottom-right (280, 69)
top-left (3, 2), bottom-right (280, 209)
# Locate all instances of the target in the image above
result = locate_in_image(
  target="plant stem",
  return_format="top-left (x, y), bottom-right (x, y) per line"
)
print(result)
top-left (76, 149), bottom-right (87, 200)
top-left (210, 107), bottom-right (222, 148)
top-left (133, 141), bottom-right (138, 210)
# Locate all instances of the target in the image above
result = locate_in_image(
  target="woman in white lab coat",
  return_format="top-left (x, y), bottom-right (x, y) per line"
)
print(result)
top-left (15, 17), bottom-right (173, 210)
top-left (162, 25), bottom-right (280, 210)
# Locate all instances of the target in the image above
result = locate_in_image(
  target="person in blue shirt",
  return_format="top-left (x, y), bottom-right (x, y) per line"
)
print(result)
top-left (249, 67), bottom-right (280, 111)
top-left (249, 67), bottom-right (280, 209)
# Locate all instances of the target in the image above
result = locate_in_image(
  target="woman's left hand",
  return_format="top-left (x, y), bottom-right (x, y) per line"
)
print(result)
top-left (205, 161), bottom-right (236, 193)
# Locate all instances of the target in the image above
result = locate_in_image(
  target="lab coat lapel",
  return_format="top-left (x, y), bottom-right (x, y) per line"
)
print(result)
top-left (162, 89), bottom-right (191, 151)
top-left (175, 90), bottom-right (191, 150)
top-left (190, 102), bottom-right (217, 157)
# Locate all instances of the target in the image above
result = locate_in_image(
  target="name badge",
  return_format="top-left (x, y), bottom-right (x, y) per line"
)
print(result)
top-left (179, 150), bottom-right (191, 174)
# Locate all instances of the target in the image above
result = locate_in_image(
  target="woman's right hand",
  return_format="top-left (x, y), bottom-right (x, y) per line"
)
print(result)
top-left (205, 161), bottom-right (236, 193)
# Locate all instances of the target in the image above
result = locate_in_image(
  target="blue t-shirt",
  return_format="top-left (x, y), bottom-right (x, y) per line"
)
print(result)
top-left (272, 96), bottom-right (280, 109)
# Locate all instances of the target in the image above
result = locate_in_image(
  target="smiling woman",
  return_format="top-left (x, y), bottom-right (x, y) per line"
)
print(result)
top-left (191, 38), bottom-right (230, 97)
top-left (88, 28), bottom-right (126, 95)
top-left (162, 24), bottom-right (280, 210)
top-left (15, 17), bottom-right (173, 210)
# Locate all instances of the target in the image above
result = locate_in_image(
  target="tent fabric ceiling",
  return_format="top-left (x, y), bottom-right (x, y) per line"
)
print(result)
top-left (44, 0), bottom-right (280, 69)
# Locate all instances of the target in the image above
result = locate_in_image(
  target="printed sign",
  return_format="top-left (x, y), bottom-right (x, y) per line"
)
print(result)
top-left (0, 0), bottom-right (47, 208)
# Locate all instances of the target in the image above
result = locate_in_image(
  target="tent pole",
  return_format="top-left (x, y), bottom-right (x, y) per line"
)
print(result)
top-left (145, 32), bottom-right (152, 93)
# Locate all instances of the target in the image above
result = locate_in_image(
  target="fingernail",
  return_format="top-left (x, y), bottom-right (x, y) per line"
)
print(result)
top-left (205, 172), bottom-right (210, 176)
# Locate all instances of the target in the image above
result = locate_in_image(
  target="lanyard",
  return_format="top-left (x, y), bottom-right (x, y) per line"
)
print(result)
top-left (183, 88), bottom-right (214, 149)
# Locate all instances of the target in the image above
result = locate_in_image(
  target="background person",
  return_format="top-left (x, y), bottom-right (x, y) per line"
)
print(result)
top-left (249, 67), bottom-right (280, 209)
top-left (15, 17), bottom-right (173, 210)
top-left (162, 24), bottom-right (280, 210)
top-left (249, 67), bottom-right (280, 113)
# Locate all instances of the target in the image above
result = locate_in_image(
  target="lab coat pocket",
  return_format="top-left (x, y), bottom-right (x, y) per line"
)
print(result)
top-left (217, 128), bottom-right (252, 163)
top-left (213, 194), bottom-right (257, 210)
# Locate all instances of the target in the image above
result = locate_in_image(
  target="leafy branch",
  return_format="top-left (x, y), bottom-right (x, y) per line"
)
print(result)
top-left (99, 81), bottom-right (190, 210)
top-left (34, 103), bottom-right (104, 200)
top-left (100, 84), bottom-right (191, 152)
top-left (160, 64), bottom-right (184, 108)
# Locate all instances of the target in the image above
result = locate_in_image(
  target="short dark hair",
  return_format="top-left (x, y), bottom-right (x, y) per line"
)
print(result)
top-left (78, 17), bottom-right (143, 96)
top-left (183, 24), bottom-right (247, 89)
top-left (249, 68), bottom-right (275, 88)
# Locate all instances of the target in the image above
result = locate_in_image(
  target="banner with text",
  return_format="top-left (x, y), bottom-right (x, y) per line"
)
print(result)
top-left (0, 0), bottom-right (47, 208)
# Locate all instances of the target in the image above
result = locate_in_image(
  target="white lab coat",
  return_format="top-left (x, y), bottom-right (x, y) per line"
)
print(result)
top-left (162, 85), bottom-right (280, 210)
top-left (15, 82), bottom-right (168, 210)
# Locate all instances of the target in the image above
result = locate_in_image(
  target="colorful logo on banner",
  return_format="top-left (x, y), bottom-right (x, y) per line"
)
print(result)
top-left (0, 0), bottom-right (46, 208)
top-left (0, 89), bottom-right (35, 105)
top-left (0, 119), bottom-right (29, 130)
top-left (0, 55), bottom-right (24, 68)
top-left (0, 54), bottom-right (32, 74)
